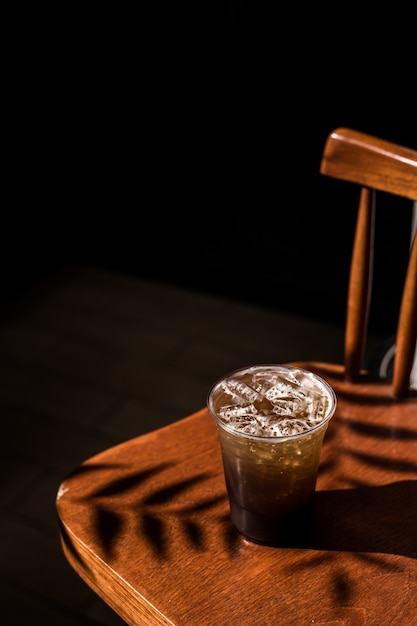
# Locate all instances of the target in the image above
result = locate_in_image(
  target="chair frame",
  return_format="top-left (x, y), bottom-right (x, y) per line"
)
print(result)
top-left (320, 127), bottom-right (417, 397)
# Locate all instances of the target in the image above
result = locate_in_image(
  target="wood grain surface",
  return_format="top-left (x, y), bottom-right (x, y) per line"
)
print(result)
top-left (56, 362), bottom-right (417, 626)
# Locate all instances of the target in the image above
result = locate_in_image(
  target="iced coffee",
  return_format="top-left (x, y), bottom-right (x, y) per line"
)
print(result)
top-left (207, 364), bottom-right (337, 545)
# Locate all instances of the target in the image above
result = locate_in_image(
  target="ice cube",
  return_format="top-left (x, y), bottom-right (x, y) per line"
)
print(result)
top-left (224, 378), bottom-right (275, 415)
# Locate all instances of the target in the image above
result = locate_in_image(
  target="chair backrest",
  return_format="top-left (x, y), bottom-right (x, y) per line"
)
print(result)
top-left (319, 127), bottom-right (417, 398)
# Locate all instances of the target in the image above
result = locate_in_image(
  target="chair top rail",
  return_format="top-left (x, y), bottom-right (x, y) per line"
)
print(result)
top-left (320, 127), bottom-right (417, 201)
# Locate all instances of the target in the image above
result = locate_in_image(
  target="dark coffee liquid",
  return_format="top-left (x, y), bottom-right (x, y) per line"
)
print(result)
top-left (218, 421), bottom-right (326, 545)
top-left (228, 498), bottom-right (314, 546)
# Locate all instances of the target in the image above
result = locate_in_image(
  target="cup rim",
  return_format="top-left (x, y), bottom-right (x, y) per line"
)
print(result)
top-left (207, 363), bottom-right (337, 441)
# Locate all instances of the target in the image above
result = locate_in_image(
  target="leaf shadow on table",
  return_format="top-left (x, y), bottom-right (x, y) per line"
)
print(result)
top-left (71, 460), bottom-right (232, 558)
top-left (59, 459), bottom-right (417, 565)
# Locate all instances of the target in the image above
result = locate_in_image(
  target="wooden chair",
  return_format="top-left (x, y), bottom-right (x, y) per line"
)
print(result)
top-left (320, 127), bottom-right (417, 397)
top-left (56, 128), bottom-right (417, 626)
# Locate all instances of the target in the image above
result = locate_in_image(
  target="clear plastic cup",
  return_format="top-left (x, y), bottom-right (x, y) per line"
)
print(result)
top-left (207, 364), bottom-right (337, 545)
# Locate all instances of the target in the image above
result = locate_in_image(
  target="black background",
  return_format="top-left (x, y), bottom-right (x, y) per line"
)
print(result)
top-left (4, 4), bottom-right (417, 334)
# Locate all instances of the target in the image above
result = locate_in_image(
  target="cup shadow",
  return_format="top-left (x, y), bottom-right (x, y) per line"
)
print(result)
top-left (289, 480), bottom-right (417, 559)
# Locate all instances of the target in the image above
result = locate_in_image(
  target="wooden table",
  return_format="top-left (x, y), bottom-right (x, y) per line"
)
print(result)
top-left (56, 363), bottom-right (417, 625)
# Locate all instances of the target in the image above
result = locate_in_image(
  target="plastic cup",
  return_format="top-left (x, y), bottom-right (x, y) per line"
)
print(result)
top-left (207, 364), bottom-right (337, 546)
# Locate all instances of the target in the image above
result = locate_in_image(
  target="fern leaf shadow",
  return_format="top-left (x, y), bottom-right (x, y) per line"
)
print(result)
top-left (141, 512), bottom-right (168, 558)
top-left (96, 506), bottom-right (124, 557)
top-left (142, 473), bottom-right (212, 505)
top-left (92, 463), bottom-right (175, 498)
